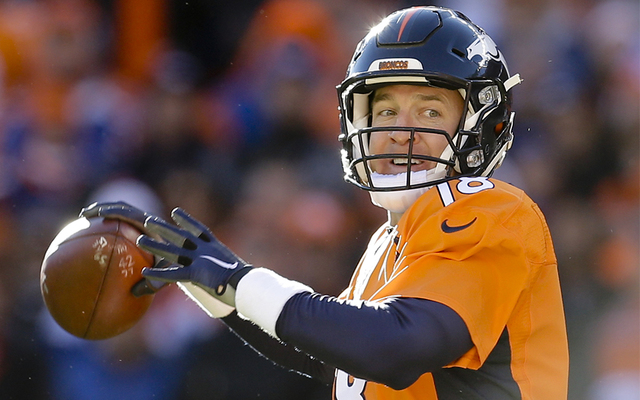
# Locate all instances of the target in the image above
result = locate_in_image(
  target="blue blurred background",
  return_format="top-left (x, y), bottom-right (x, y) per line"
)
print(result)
top-left (0, 0), bottom-right (636, 399)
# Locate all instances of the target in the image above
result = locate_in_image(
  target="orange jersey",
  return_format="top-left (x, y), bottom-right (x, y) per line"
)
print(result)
top-left (334, 177), bottom-right (569, 400)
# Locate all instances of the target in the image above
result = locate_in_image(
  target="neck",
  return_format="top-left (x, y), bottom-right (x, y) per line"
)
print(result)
top-left (388, 211), bottom-right (403, 226)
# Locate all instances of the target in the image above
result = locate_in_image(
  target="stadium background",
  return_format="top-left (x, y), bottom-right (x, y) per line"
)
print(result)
top-left (0, 0), bottom-right (636, 399)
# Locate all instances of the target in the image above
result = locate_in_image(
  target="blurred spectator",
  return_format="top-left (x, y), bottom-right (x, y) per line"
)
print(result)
top-left (587, 292), bottom-right (640, 400)
top-left (0, 0), bottom-right (634, 399)
top-left (196, 0), bottom-right (347, 163)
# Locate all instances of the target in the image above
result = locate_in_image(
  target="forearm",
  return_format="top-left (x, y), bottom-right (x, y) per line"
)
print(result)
top-left (179, 275), bottom-right (334, 384)
top-left (221, 311), bottom-right (335, 384)
top-left (276, 293), bottom-right (472, 390)
top-left (234, 268), bottom-right (472, 390)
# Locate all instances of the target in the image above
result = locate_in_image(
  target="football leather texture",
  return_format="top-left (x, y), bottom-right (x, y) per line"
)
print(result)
top-left (40, 217), bottom-right (155, 340)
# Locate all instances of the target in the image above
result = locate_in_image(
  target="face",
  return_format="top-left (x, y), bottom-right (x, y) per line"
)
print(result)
top-left (368, 84), bottom-right (464, 175)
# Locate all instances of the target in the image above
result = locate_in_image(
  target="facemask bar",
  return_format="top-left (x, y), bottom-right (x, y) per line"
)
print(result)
top-left (343, 125), bottom-right (462, 191)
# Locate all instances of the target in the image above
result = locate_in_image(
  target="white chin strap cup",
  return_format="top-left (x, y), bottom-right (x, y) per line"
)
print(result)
top-left (369, 170), bottom-right (442, 213)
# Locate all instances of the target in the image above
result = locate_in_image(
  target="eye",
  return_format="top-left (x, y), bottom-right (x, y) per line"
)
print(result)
top-left (377, 108), bottom-right (396, 117)
top-left (424, 109), bottom-right (440, 118)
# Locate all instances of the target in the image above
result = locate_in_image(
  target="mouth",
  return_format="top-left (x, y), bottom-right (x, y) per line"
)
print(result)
top-left (372, 157), bottom-right (428, 174)
top-left (392, 158), bottom-right (423, 166)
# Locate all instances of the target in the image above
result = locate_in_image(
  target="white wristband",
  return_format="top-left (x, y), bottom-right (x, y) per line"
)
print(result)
top-left (235, 268), bottom-right (313, 339)
top-left (178, 282), bottom-right (235, 318)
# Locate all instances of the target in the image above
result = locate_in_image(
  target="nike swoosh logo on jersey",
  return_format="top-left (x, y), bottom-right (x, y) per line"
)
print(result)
top-left (199, 255), bottom-right (238, 269)
top-left (441, 217), bottom-right (477, 233)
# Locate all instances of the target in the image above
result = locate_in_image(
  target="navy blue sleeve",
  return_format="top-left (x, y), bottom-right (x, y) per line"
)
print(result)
top-left (276, 293), bottom-right (473, 390)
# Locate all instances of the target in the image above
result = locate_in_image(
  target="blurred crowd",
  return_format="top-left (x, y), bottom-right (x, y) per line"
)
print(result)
top-left (0, 0), bottom-right (636, 399)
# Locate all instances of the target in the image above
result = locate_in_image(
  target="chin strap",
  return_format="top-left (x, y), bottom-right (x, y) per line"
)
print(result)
top-left (368, 170), bottom-right (439, 213)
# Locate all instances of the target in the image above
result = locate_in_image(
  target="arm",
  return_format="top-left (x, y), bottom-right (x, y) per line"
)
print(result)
top-left (277, 293), bottom-right (472, 390)
top-left (274, 292), bottom-right (472, 390)
top-left (175, 280), bottom-right (472, 390)
top-left (178, 276), bottom-right (471, 390)
top-left (138, 208), bottom-right (473, 390)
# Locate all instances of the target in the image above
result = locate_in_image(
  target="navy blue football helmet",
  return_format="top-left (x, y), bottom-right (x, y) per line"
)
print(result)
top-left (337, 6), bottom-right (521, 192)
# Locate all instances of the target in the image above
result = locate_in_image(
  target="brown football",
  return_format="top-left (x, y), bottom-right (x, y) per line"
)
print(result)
top-left (40, 217), bottom-right (155, 340)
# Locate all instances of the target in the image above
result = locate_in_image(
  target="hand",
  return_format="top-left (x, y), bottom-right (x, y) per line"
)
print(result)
top-left (137, 207), bottom-right (252, 306)
top-left (80, 201), bottom-right (168, 296)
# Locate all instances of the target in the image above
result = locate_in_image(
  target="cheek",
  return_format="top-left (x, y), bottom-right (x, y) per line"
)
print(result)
top-left (367, 133), bottom-right (388, 172)
top-left (367, 132), bottom-right (386, 154)
top-left (424, 134), bottom-right (450, 155)
top-left (445, 116), bottom-right (461, 136)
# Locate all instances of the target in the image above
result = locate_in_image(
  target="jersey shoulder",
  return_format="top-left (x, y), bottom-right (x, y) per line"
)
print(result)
top-left (408, 177), bottom-right (531, 217)
top-left (400, 177), bottom-right (552, 264)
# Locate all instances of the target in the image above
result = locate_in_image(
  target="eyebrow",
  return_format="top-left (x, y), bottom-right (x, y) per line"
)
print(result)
top-left (371, 92), bottom-right (445, 104)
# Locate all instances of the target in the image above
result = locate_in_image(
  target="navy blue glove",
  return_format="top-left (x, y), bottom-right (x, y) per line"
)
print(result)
top-left (137, 207), bottom-right (253, 306)
top-left (79, 201), bottom-right (168, 297)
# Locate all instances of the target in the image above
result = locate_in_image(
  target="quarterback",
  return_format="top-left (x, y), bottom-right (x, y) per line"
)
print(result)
top-left (82, 6), bottom-right (569, 399)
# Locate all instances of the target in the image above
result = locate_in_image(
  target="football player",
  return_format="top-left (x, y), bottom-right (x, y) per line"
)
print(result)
top-left (82, 6), bottom-right (569, 399)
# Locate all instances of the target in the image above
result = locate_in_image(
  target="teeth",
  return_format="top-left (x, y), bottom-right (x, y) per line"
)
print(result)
top-left (392, 158), bottom-right (422, 165)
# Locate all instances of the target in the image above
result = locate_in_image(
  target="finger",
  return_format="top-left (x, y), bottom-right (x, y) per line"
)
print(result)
top-left (171, 208), bottom-right (213, 242)
top-left (142, 265), bottom-right (192, 283)
top-left (137, 235), bottom-right (192, 265)
top-left (154, 258), bottom-right (173, 268)
top-left (100, 205), bottom-right (149, 226)
top-left (80, 201), bottom-right (150, 232)
top-left (80, 201), bottom-right (135, 217)
top-left (144, 216), bottom-right (194, 248)
top-left (130, 277), bottom-right (168, 297)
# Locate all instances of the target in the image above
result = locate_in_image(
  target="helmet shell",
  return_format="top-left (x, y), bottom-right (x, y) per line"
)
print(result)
top-left (337, 6), bottom-right (518, 192)
top-left (344, 7), bottom-right (510, 85)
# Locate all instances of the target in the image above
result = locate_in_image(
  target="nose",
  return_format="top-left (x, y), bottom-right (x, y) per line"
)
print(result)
top-left (387, 112), bottom-right (420, 145)
top-left (388, 130), bottom-right (413, 145)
